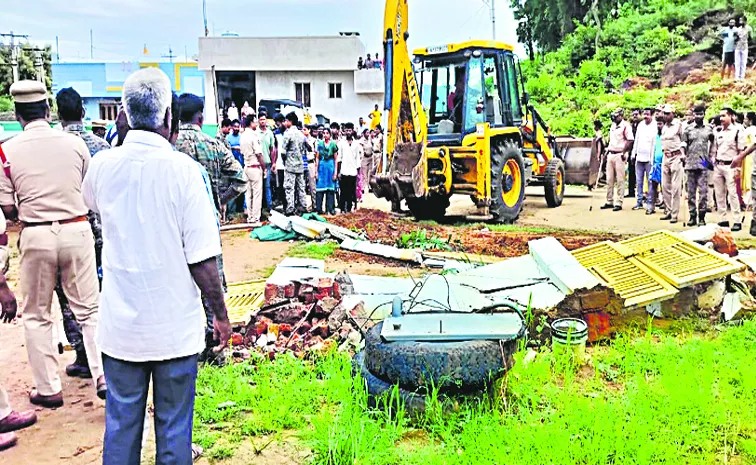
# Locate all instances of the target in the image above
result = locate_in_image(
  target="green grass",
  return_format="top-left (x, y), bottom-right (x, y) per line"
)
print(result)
top-left (286, 241), bottom-right (340, 260)
top-left (195, 319), bottom-right (756, 464)
top-left (470, 222), bottom-right (615, 236)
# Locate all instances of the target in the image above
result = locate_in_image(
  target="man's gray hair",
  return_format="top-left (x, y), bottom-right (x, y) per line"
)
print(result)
top-left (122, 68), bottom-right (172, 130)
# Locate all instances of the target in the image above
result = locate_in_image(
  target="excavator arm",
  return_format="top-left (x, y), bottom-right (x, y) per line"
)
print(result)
top-left (372, 0), bottom-right (430, 208)
top-left (383, 0), bottom-right (427, 156)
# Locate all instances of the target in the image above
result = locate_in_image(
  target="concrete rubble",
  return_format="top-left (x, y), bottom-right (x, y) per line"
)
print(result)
top-left (229, 226), bottom-right (756, 360)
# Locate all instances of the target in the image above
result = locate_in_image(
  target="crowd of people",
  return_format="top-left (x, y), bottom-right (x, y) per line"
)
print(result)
top-left (0, 70), bottom-right (385, 461)
top-left (594, 103), bottom-right (756, 235)
top-left (216, 104), bottom-right (384, 225)
top-left (357, 53), bottom-right (384, 70)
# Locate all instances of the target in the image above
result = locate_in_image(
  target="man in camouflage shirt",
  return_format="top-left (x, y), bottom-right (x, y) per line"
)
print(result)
top-left (54, 88), bottom-right (111, 379)
top-left (174, 94), bottom-right (246, 362)
top-left (281, 112), bottom-right (308, 215)
top-left (682, 105), bottom-right (714, 227)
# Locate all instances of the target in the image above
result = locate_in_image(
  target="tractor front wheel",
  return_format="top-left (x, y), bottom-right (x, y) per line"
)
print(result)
top-left (544, 158), bottom-right (566, 208)
top-left (490, 140), bottom-right (526, 223)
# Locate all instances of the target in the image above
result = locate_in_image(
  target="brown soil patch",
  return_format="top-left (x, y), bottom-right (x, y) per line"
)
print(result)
top-left (327, 209), bottom-right (618, 258)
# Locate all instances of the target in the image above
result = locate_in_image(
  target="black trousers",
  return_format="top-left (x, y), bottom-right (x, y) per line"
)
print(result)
top-left (316, 191), bottom-right (336, 215)
top-left (339, 175), bottom-right (357, 212)
top-left (627, 157), bottom-right (636, 197)
top-left (276, 170), bottom-right (286, 210)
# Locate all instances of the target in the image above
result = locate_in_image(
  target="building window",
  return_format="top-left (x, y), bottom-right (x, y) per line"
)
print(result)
top-left (294, 82), bottom-right (311, 107)
top-left (99, 102), bottom-right (119, 121)
top-left (329, 83), bottom-right (343, 99)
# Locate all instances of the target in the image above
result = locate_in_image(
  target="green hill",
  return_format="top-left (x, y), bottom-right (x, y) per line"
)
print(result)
top-left (516, 0), bottom-right (756, 136)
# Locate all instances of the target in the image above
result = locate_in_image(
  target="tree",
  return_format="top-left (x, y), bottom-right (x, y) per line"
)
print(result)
top-left (0, 45), bottom-right (53, 96)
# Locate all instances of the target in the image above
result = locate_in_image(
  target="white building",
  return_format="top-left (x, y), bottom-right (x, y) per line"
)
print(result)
top-left (198, 35), bottom-right (384, 125)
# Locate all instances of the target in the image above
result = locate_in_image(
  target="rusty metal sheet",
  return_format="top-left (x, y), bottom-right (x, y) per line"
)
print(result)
top-left (620, 230), bottom-right (745, 288)
top-left (225, 280), bottom-right (265, 325)
top-left (572, 242), bottom-right (677, 308)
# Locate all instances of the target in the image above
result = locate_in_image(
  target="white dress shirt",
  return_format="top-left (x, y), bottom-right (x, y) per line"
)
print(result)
top-left (632, 120), bottom-right (657, 163)
top-left (82, 130), bottom-right (222, 362)
top-left (338, 139), bottom-right (363, 177)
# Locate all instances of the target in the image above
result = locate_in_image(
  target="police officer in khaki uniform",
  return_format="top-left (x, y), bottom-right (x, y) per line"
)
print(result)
top-left (0, 81), bottom-right (105, 406)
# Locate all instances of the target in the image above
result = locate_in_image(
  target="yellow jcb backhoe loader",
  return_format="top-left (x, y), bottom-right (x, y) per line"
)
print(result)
top-left (372, 0), bottom-right (592, 223)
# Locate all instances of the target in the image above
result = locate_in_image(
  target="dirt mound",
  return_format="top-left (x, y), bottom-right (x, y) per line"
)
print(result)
top-left (686, 8), bottom-right (732, 49)
top-left (328, 209), bottom-right (620, 259)
top-left (662, 52), bottom-right (719, 88)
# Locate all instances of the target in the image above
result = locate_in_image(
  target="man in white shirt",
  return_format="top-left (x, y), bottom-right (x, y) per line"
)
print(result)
top-left (631, 107), bottom-right (657, 210)
top-left (82, 68), bottom-right (231, 465)
top-left (337, 123), bottom-right (364, 212)
top-left (241, 114), bottom-right (265, 226)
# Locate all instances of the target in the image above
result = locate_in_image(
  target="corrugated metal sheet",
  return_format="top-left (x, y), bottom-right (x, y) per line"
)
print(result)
top-left (572, 242), bottom-right (677, 308)
top-left (620, 230), bottom-right (745, 287)
top-left (225, 280), bottom-right (265, 325)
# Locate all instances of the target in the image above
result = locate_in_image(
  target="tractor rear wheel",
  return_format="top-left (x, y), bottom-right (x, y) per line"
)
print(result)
top-left (406, 196), bottom-right (450, 221)
top-left (544, 158), bottom-right (566, 208)
top-left (490, 140), bottom-right (526, 223)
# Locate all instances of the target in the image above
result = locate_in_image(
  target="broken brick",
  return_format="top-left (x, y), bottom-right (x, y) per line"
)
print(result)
top-left (584, 312), bottom-right (610, 342)
top-left (309, 320), bottom-right (329, 338)
top-left (579, 290), bottom-right (610, 310)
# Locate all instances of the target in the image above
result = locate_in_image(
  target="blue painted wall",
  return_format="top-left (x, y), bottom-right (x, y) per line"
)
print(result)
top-left (52, 61), bottom-right (205, 120)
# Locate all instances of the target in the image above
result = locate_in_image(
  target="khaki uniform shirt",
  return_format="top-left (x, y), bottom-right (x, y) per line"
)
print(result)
top-left (0, 120), bottom-right (89, 223)
top-left (607, 120), bottom-right (634, 153)
top-left (240, 129), bottom-right (263, 168)
top-left (713, 124), bottom-right (745, 162)
top-left (661, 119), bottom-right (684, 154)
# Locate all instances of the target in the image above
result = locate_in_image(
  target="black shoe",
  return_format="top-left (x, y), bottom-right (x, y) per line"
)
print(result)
top-left (65, 351), bottom-right (91, 379)
top-left (670, 219), bottom-right (678, 224)
top-left (660, 214), bottom-right (672, 221)
top-left (686, 219), bottom-right (698, 227)
top-left (718, 221), bottom-right (730, 228)
top-left (750, 223), bottom-right (756, 237)
top-left (632, 204), bottom-right (643, 210)
top-left (733, 223), bottom-right (742, 232)
top-left (646, 210), bottom-right (655, 215)
top-left (600, 204), bottom-right (613, 210)
top-left (699, 213), bottom-right (706, 226)
top-left (613, 206), bottom-right (622, 211)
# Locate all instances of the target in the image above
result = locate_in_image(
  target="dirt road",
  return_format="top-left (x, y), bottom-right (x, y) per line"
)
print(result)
top-left (361, 186), bottom-right (756, 239)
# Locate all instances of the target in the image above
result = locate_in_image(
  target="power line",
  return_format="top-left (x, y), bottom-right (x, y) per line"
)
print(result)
top-left (0, 31), bottom-right (31, 83)
top-left (481, 0), bottom-right (497, 40)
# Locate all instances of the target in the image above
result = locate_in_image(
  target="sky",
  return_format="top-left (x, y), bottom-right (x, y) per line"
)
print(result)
top-left (0, 0), bottom-right (523, 62)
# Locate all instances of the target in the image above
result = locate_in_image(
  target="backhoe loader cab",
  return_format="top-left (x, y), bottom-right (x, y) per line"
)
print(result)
top-left (415, 43), bottom-right (525, 143)
top-left (373, 2), bottom-right (567, 223)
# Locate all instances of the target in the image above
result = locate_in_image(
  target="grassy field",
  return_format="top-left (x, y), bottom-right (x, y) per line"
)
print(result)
top-left (193, 319), bottom-right (756, 464)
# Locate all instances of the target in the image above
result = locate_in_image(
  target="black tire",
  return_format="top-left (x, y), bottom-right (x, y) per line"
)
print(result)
top-left (544, 158), bottom-right (566, 208)
top-left (490, 140), bottom-right (526, 223)
top-left (352, 351), bottom-right (428, 416)
top-left (363, 321), bottom-right (517, 393)
top-left (406, 196), bottom-right (450, 221)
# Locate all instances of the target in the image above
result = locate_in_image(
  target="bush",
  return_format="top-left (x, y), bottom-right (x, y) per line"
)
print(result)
top-left (0, 96), bottom-right (12, 113)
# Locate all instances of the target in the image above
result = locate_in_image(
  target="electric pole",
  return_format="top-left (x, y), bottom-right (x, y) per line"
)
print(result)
top-left (162, 46), bottom-right (177, 63)
top-left (482, 0), bottom-right (496, 40)
top-left (0, 31), bottom-right (30, 84)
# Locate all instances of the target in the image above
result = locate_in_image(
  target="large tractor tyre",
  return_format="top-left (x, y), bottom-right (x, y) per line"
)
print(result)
top-left (353, 351), bottom-right (429, 416)
top-left (405, 196), bottom-right (450, 221)
top-left (544, 158), bottom-right (566, 208)
top-left (490, 140), bottom-right (527, 223)
top-left (363, 321), bottom-right (517, 393)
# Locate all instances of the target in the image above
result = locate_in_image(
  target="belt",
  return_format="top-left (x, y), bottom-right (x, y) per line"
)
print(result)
top-left (717, 160), bottom-right (733, 166)
top-left (21, 215), bottom-right (88, 228)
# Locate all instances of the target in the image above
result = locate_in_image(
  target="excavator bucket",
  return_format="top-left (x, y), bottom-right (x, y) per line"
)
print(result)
top-left (556, 137), bottom-right (601, 188)
top-left (371, 142), bottom-right (425, 203)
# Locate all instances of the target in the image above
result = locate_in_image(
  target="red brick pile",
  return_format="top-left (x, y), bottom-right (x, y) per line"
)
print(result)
top-left (238, 275), bottom-right (358, 357)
